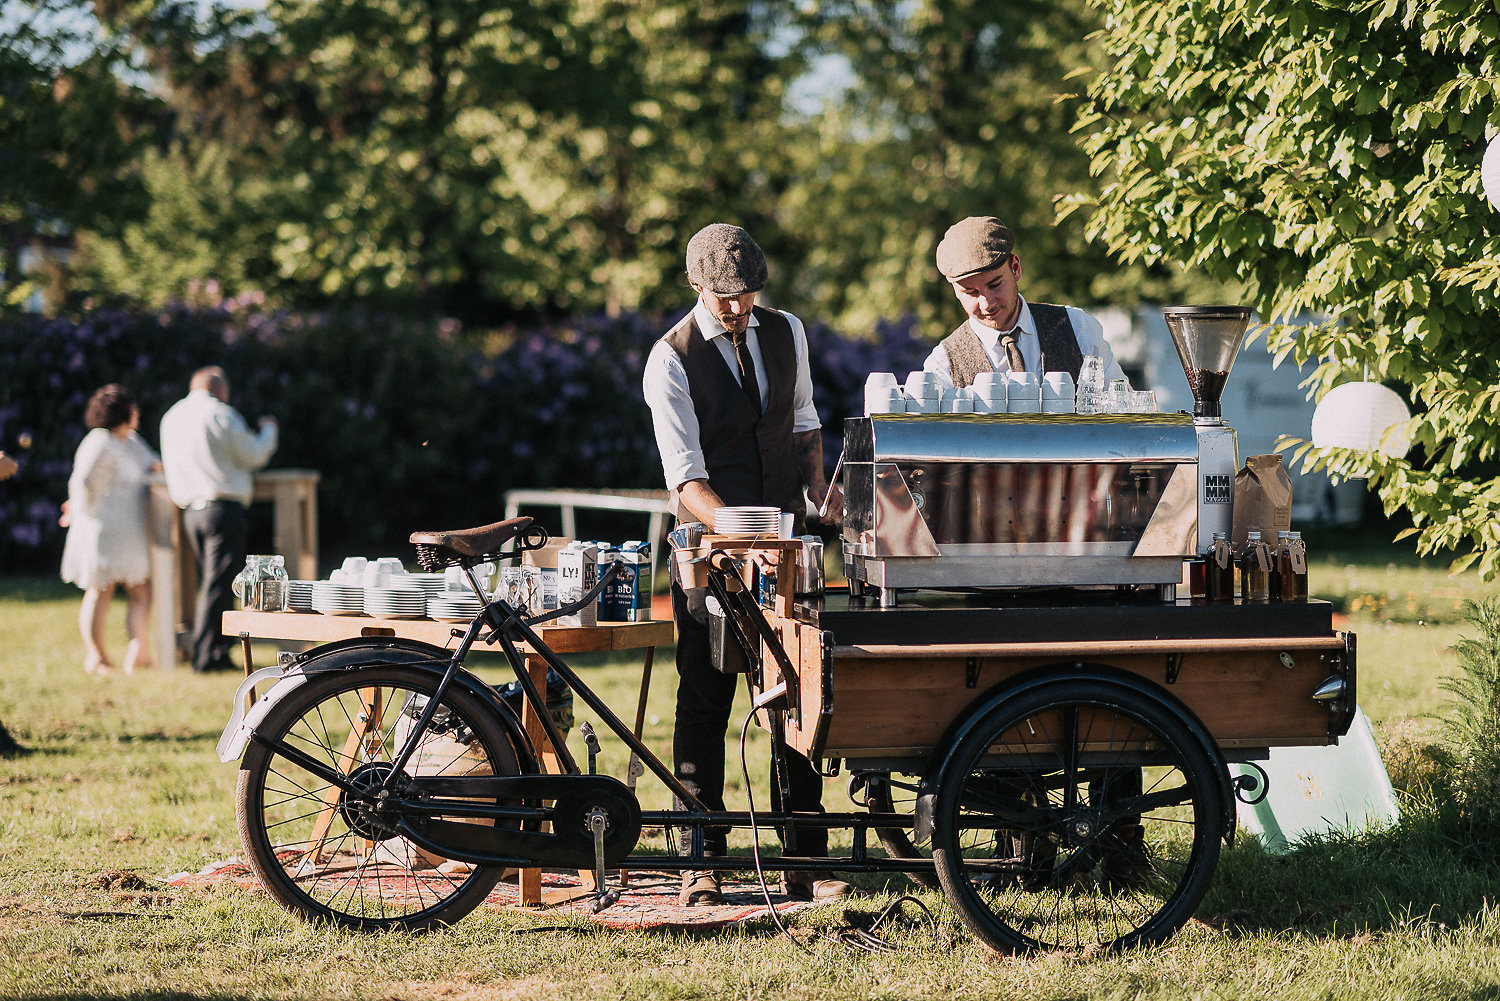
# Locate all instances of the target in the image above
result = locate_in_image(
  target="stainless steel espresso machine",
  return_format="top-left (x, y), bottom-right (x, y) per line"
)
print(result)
top-left (840, 306), bottom-right (1253, 606)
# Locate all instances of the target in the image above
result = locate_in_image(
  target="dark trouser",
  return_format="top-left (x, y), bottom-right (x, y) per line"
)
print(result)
top-left (671, 573), bottom-right (827, 859)
top-left (183, 500), bottom-right (247, 671)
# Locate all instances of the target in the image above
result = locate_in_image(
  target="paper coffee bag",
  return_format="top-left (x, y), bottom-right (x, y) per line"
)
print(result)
top-left (1232, 454), bottom-right (1292, 550)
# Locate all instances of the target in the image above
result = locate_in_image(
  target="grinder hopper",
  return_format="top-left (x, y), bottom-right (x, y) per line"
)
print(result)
top-left (1162, 306), bottom-right (1252, 420)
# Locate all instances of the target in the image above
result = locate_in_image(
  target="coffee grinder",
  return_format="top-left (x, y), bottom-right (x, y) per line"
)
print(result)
top-left (1161, 305), bottom-right (1253, 554)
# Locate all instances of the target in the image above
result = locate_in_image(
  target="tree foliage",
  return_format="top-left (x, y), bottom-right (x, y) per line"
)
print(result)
top-left (1074, 0), bottom-right (1500, 576)
top-left (12, 0), bottom-right (1165, 332)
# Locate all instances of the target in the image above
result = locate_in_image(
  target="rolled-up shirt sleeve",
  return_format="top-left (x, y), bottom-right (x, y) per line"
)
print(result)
top-left (643, 340), bottom-right (708, 491)
top-left (785, 311), bottom-right (823, 435)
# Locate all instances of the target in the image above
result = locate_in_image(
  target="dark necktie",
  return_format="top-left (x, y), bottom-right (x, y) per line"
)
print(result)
top-left (998, 330), bottom-right (1026, 374)
top-left (730, 331), bottom-right (761, 412)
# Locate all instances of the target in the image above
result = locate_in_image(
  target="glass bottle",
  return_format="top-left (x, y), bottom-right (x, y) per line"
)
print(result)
top-left (1268, 531), bottom-right (1290, 601)
top-left (1076, 354), bottom-right (1106, 414)
top-left (1278, 531), bottom-right (1308, 601)
top-left (1185, 554), bottom-right (1207, 599)
top-left (1239, 530), bottom-right (1271, 602)
top-left (1205, 531), bottom-right (1235, 601)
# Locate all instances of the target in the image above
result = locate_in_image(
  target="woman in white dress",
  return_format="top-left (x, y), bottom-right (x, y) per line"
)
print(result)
top-left (60, 385), bottom-right (162, 674)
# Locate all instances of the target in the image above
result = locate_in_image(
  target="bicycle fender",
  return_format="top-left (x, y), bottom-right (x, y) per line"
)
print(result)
top-left (216, 667), bottom-right (307, 763)
top-left (216, 637), bottom-right (539, 773)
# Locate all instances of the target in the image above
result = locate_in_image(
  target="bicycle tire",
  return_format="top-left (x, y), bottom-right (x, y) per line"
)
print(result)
top-left (236, 665), bottom-right (525, 931)
top-left (931, 678), bottom-right (1225, 953)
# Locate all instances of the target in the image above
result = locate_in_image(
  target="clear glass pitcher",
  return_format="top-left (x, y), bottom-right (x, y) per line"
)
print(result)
top-left (234, 555), bottom-right (289, 611)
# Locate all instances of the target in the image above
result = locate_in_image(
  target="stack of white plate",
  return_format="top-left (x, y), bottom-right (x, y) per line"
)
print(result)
top-left (406, 573), bottom-right (449, 596)
top-left (364, 586), bottom-right (427, 619)
top-left (714, 505), bottom-right (781, 538)
top-left (312, 582), bottom-right (364, 615)
top-left (286, 580), bottom-right (316, 612)
top-left (427, 593), bottom-right (485, 622)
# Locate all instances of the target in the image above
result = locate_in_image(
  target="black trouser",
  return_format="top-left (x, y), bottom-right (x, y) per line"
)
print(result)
top-left (183, 500), bottom-right (247, 671)
top-left (670, 573), bottom-right (827, 859)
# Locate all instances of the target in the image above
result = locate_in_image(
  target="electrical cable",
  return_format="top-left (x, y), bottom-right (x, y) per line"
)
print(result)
top-left (736, 705), bottom-right (947, 955)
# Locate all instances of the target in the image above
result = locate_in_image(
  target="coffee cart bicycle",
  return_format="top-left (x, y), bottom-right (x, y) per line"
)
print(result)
top-left (214, 306), bottom-right (1357, 953)
top-left (215, 511), bottom-right (1354, 954)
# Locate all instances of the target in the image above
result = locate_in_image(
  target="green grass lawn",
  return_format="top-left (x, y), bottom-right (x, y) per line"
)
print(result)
top-left (2, 533), bottom-right (1499, 999)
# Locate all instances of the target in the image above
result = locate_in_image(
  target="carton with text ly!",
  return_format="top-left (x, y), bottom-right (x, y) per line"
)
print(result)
top-left (557, 541), bottom-right (599, 627)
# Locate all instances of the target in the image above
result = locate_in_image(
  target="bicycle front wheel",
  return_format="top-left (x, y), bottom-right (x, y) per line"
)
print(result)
top-left (236, 666), bottom-right (524, 931)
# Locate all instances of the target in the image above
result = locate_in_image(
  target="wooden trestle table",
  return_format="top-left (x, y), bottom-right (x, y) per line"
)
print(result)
top-left (222, 609), bottom-right (674, 906)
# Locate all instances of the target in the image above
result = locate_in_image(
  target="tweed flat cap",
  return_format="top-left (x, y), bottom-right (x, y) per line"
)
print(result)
top-left (686, 223), bottom-right (768, 295)
top-left (935, 216), bottom-right (1015, 280)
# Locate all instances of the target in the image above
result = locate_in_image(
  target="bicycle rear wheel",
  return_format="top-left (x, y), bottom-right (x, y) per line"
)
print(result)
top-left (236, 666), bottom-right (524, 931)
top-left (931, 678), bottom-right (1225, 953)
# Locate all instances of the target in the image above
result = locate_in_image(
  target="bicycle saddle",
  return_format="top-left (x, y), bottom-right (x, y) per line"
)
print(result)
top-left (409, 517), bottom-right (534, 559)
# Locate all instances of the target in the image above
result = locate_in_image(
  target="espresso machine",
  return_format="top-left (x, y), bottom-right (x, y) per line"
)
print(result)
top-left (840, 306), bottom-right (1253, 606)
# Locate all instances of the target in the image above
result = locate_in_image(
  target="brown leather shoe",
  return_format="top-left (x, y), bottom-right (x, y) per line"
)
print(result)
top-left (783, 871), bottom-right (852, 901)
top-left (678, 870), bottom-right (723, 906)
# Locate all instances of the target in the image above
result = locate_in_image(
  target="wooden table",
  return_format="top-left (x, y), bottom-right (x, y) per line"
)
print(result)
top-left (222, 608), bottom-right (674, 906)
top-left (150, 470), bottom-right (321, 668)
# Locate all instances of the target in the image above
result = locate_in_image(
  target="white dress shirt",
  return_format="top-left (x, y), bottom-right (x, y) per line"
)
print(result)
top-left (159, 389), bottom-right (278, 509)
top-left (922, 297), bottom-right (1128, 389)
top-left (643, 299), bottom-right (822, 492)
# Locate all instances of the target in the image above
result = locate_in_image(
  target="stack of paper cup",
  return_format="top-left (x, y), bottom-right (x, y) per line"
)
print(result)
top-left (941, 386), bottom-right (974, 413)
top-left (971, 372), bottom-right (1005, 414)
top-left (1006, 372), bottom-right (1042, 413)
top-left (864, 373), bottom-right (903, 415)
top-left (1042, 372), bottom-right (1076, 414)
top-left (904, 371), bottom-right (940, 414)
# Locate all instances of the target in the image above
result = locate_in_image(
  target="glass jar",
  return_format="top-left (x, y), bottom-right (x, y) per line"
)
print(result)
top-left (1239, 530), bottom-right (1271, 602)
top-left (1205, 532), bottom-right (1235, 601)
top-left (234, 555), bottom-right (289, 612)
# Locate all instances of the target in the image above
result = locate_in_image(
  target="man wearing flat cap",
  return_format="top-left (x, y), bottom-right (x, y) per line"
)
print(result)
top-left (924, 216), bottom-right (1128, 389)
top-left (644, 223), bottom-right (847, 907)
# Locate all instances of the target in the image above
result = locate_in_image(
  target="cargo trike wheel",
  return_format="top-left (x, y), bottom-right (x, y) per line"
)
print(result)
top-left (236, 666), bottom-right (525, 931)
top-left (931, 679), bottom-right (1225, 953)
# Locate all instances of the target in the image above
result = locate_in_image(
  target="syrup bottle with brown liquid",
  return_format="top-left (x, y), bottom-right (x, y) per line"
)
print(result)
top-left (1205, 531), bottom-right (1235, 601)
top-left (1278, 530), bottom-right (1308, 601)
top-left (1240, 530), bottom-right (1271, 602)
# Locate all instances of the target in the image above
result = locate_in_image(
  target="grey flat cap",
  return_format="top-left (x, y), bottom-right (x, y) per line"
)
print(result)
top-left (686, 223), bottom-right (768, 295)
top-left (935, 216), bottom-right (1015, 280)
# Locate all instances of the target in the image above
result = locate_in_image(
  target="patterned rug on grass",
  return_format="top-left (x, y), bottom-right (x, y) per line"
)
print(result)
top-left (167, 857), bottom-right (813, 930)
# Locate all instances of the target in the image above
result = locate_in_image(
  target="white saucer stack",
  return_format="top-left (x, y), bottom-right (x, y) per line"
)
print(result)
top-left (427, 593), bottom-right (485, 622)
top-left (312, 582), bottom-right (364, 615)
top-left (713, 506), bottom-right (781, 538)
top-left (364, 586), bottom-right (427, 619)
top-left (286, 580), bottom-right (316, 612)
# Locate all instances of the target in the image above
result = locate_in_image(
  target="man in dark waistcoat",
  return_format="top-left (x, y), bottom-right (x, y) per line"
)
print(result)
top-left (922, 215), bottom-right (1129, 390)
top-left (643, 223), bottom-right (848, 906)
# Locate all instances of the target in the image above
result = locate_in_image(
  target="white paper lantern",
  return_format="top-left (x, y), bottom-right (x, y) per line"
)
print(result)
top-left (1310, 382), bottom-right (1411, 457)
top-left (1484, 134), bottom-right (1500, 212)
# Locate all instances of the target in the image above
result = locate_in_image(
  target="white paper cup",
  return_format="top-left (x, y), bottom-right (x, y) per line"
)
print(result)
top-left (341, 556), bottom-right (368, 576)
top-left (1006, 372), bottom-right (1041, 414)
top-left (865, 386), bottom-right (905, 415)
top-left (904, 370), bottom-right (939, 399)
top-left (905, 395), bottom-right (938, 414)
top-left (865, 372), bottom-right (899, 392)
top-left (1042, 372), bottom-right (1076, 414)
top-left (941, 387), bottom-right (974, 413)
top-left (779, 512), bottom-right (796, 539)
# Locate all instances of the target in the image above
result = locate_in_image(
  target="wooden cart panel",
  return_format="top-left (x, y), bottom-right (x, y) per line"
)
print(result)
top-left (762, 621), bottom-right (1350, 762)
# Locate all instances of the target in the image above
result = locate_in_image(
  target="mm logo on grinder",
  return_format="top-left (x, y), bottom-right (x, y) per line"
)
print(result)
top-left (1203, 474), bottom-right (1232, 504)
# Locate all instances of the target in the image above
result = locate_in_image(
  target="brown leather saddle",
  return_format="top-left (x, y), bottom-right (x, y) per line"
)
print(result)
top-left (409, 517), bottom-right (536, 568)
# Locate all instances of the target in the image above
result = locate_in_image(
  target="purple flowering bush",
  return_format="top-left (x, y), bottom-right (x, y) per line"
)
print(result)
top-left (0, 303), bottom-right (931, 572)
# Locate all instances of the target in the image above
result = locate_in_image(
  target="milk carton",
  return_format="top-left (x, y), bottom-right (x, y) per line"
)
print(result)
top-left (608, 542), bottom-right (652, 622)
top-left (557, 541), bottom-right (599, 627)
top-left (596, 544), bottom-right (622, 621)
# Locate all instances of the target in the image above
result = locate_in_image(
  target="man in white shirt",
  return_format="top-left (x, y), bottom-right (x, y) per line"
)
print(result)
top-left (922, 216), bottom-right (1128, 390)
top-left (160, 367), bottom-right (278, 672)
top-left (643, 223), bottom-right (846, 906)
